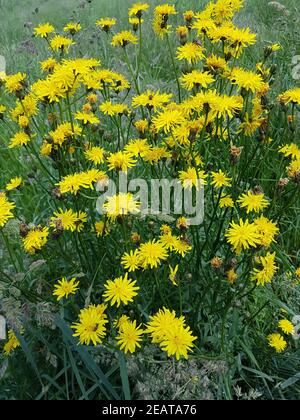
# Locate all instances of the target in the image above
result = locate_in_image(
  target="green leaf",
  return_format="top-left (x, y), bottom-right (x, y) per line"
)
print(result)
top-left (119, 351), bottom-right (131, 400)
top-left (54, 314), bottom-right (120, 400)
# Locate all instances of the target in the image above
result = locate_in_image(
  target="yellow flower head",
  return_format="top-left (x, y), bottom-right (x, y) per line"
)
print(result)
top-left (3, 330), bottom-right (21, 356)
top-left (85, 146), bottom-right (105, 165)
top-left (50, 35), bottom-right (74, 52)
top-left (137, 240), bottom-right (168, 269)
top-left (160, 323), bottom-right (197, 360)
top-left (103, 273), bottom-right (139, 307)
top-left (103, 193), bottom-right (140, 220)
top-left (121, 249), bottom-right (141, 272)
top-left (111, 31), bottom-right (138, 47)
top-left (180, 70), bottom-right (215, 91)
top-left (251, 252), bottom-right (278, 286)
top-left (22, 226), bottom-right (49, 254)
top-left (178, 167), bottom-right (207, 190)
top-left (63, 22), bottom-right (81, 34)
top-left (6, 177), bottom-right (22, 191)
top-left (50, 208), bottom-right (86, 232)
top-left (211, 170), bottom-right (231, 188)
top-left (9, 131), bottom-right (31, 149)
top-left (5, 73), bottom-right (26, 93)
top-left (34, 23), bottom-right (55, 38)
top-left (176, 43), bottom-right (205, 64)
top-left (107, 151), bottom-right (136, 172)
top-left (117, 319), bottom-right (144, 353)
top-left (278, 319), bottom-right (294, 335)
top-left (72, 304), bottom-right (108, 346)
top-left (237, 190), bottom-right (269, 214)
top-left (169, 265), bottom-right (179, 286)
top-left (268, 333), bottom-right (287, 353)
top-left (225, 219), bottom-right (261, 254)
top-left (129, 3), bottom-right (149, 18)
top-left (278, 87), bottom-right (300, 105)
top-left (96, 18), bottom-right (117, 32)
top-left (219, 195), bottom-right (234, 208)
top-left (53, 277), bottom-right (79, 301)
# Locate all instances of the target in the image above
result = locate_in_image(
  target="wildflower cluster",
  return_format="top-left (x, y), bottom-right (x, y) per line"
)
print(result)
top-left (0, 1), bottom-right (299, 396)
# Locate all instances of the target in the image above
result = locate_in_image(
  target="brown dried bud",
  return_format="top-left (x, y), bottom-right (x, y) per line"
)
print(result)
top-left (211, 256), bottom-right (223, 269)
top-left (19, 222), bottom-right (29, 238)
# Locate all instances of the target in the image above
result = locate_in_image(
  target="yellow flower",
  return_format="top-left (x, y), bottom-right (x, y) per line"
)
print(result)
top-left (50, 35), bottom-right (74, 52)
top-left (251, 252), bottom-right (278, 286)
top-left (137, 240), bottom-right (168, 269)
top-left (178, 167), bottom-right (207, 189)
top-left (18, 115), bottom-right (30, 128)
top-left (9, 131), bottom-right (31, 149)
top-left (129, 3), bottom-right (149, 18)
top-left (237, 191), bottom-right (269, 213)
top-left (154, 4), bottom-right (176, 16)
top-left (124, 139), bottom-right (151, 157)
top-left (135, 119), bottom-right (149, 134)
top-left (93, 220), bottom-right (109, 237)
top-left (0, 193), bottom-right (15, 228)
top-left (205, 54), bottom-right (228, 73)
top-left (22, 226), bottom-right (49, 254)
top-left (160, 324), bottom-right (197, 360)
top-left (75, 111), bottom-right (100, 125)
top-left (271, 43), bottom-right (281, 52)
top-left (53, 277), bottom-right (79, 301)
top-left (169, 265), bottom-right (179, 286)
top-left (132, 90), bottom-right (172, 112)
top-left (180, 70), bottom-right (215, 91)
top-left (63, 22), bottom-right (81, 34)
top-left (6, 177), bottom-right (22, 191)
top-left (117, 319), bottom-right (144, 353)
top-left (96, 18), bottom-right (117, 32)
top-left (3, 330), bottom-right (21, 356)
top-left (287, 158), bottom-right (300, 180)
top-left (99, 101), bottom-right (129, 116)
top-left (0, 104), bottom-right (7, 116)
top-left (107, 151), bottom-right (137, 172)
top-left (121, 249), bottom-right (141, 272)
top-left (278, 87), bottom-right (300, 105)
top-left (50, 208), bottom-right (86, 232)
top-left (146, 307), bottom-right (185, 343)
top-left (278, 319), bottom-right (294, 335)
top-left (279, 143), bottom-right (300, 160)
top-left (49, 122), bottom-right (82, 147)
top-left (57, 170), bottom-right (106, 195)
top-left (230, 68), bottom-right (264, 93)
top-left (219, 194), bottom-right (234, 208)
top-left (85, 146), bottom-right (105, 165)
top-left (103, 273), bottom-right (139, 307)
top-left (253, 216), bottom-right (279, 247)
top-left (103, 193), bottom-right (140, 220)
top-left (212, 94), bottom-right (243, 118)
top-left (211, 170), bottom-right (231, 188)
top-left (176, 43), bottom-right (205, 64)
top-left (153, 107), bottom-right (186, 133)
top-left (72, 304), bottom-right (108, 346)
top-left (4, 73), bottom-right (26, 93)
top-left (173, 238), bottom-right (192, 257)
top-left (268, 333), bottom-right (287, 353)
top-left (225, 219), bottom-right (261, 254)
top-left (34, 23), bottom-right (55, 38)
top-left (111, 31), bottom-right (138, 47)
